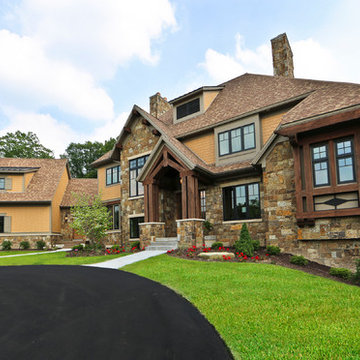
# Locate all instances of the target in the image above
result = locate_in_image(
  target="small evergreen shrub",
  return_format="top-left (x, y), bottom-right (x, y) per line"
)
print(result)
top-left (1, 240), bottom-right (12, 251)
top-left (111, 245), bottom-right (121, 251)
top-left (252, 240), bottom-right (260, 252)
top-left (19, 241), bottom-right (30, 250)
top-left (290, 255), bottom-right (308, 266)
top-left (234, 224), bottom-right (254, 257)
top-left (266, 245), bottom-right (281, 256)
top-left (211, 241), bottom-right (223, 249)
top-left (329, 267), bottom-right (352, 280)
top-left (203, 220), bottom-right (213, 233)
top-left (36, 240), bottom-right (46, 250)
top-left (72, 244), bottom-right (84, 251)
top-left (353, 259), bottom-right (360, 282)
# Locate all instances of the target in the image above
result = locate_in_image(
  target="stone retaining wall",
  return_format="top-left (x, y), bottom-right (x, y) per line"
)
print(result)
top-left (0, 234), bottom-right (62, 249)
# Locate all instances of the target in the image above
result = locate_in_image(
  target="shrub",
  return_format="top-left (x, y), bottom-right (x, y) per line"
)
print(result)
top-left (131, 241), bottom-right (140, 250)
top-left (111, 245), bottom-right (121, 251)
top-left (1, 240), bottom-right (12, 251)
top-left (72, 244), bottom-right (84, 251)
top-left (85, 242), bottom-right (104, 251)
top-left (252, 240), bottom-right (260, 251)
top-left (19, 240), bottom-right (30, 250)
top-left (290, 255), bottom-right (308, 266)
top-left (234, 224), bottom-right (254, 257)
top-left (203, 220), bottom-right (213, 234)
top-left (36, 240), bottom-right (46, 250)
top-left (353, 259), bottom-right (360, 282)
top-left (329, 267), bottom-right (353, 280)
top-left (211, 241), bottom-right (223, 249)
top-left (266, 245), bottom-right (281, 256)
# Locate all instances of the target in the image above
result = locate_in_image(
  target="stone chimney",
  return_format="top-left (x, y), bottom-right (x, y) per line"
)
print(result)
top-left (149, 92), bottom-right (171, 118)
top-left (271, 33), bottom-right (294, 78)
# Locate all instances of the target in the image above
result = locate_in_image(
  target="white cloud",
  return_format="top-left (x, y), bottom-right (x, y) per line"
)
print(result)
top-left (0, 107), bottom-right (81, 157)
top-left (17, 0), bottom-right (177, 79)
top-left (0, 30), bottom-right (114, 121)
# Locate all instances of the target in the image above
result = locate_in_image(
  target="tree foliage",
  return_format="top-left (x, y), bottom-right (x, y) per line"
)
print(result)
top-left (70, 194), bottom-right (112, 246)
top-left (0, 131), bottom-right (54, 158)
top-left (61, 138), bottom-right (116, 178)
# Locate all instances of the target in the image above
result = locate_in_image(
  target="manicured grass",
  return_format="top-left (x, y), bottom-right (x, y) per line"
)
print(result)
top-left (0, 250), bottom-right (45, 256)
top-left (124, 255), bottom-right (360, 360)
top-left (0, 251), bottom-right (127, 265)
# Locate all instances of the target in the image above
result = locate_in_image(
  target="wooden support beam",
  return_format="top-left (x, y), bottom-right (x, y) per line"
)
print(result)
top-left (116, 143), bottom-right (123, 150)
top-left (142, 119), bottom-right (150, 125)
top-left (124, 127), bottom-right (131, 134)
top-left (152, 129), bottom-right (161, 136)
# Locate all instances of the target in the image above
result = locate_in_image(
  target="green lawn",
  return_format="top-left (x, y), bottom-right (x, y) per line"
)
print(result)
top-left (124, 255), bottom-right (360, 360)
top-left (0, 251), bottom-right (127, 265)
top-left (0, 250), bottom-right (45, 256)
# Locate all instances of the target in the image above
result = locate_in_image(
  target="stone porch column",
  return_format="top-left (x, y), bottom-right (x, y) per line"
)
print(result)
top-left (139, 222), bottom-right (165, 248)
top-left (176, 219), bottom-right (205, 248)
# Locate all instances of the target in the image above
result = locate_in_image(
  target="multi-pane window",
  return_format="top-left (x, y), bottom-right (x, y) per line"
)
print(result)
top-left (312, 144), bottom-right (329, 187)
top-left (200, 190), bottom-right (206, 219)
top-left (218, 123), bottom-right (255, 156)
top-left (108, 204), bottom-right (120, 230)
top-left (223, 183), bottom-right (261, 221)
top-left (129, 155), bottom-right (149, 197)
top-left (0, 216), bottom-right (4, 233)
top-left (106, 165), bottom-right (121, 186)
top-left (176, 98), bottom-right (200, 120)
top-left (0, 178), bottom-right (4, 190)
top-left (130, 217), bottom-right (144, 239)
top-left (336, 139), bottom-right (355, 183)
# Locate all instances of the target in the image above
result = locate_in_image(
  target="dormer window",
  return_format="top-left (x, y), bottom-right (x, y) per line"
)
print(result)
top-left (0, 178), bottom-right (4, 190)
top-left (176, 98), bottom-right (200, 120)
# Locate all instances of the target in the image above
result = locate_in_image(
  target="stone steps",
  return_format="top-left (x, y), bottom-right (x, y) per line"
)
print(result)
top-left (146, 237), bottom-right (178, 251)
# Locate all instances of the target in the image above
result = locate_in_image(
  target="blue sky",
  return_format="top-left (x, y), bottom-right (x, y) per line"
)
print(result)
top-left (0, 0), bottom-right (358, 156)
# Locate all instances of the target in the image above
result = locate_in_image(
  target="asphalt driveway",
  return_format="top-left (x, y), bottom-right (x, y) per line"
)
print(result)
top-left (0, 265), bottom-right (233, 359)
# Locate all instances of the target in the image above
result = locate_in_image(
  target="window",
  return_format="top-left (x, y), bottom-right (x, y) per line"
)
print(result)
top-left (312, 144), bottom-right (330, 186)
top-left (176, 98), bottom-right (200, 120)
top-left (218, 123), bottom-right (255, 156)
top-left (200, 190), bottom-right (206, 219)
top-left (0, 216), bottom-right (4, 233)
top-left (336, 139), bottom-right (355, 183)
top-left (223, 183), bottom-right (260, 221)
top-left (107, 204), bottom-right (120, 230)
top-left (106, 165), bottom-right (121, 186)
top-left (0, 178), bottom-right (4, 190)
top-left (129, 155), bottom-right (149, 197)
top-left (130, 217), bottom-right (144, 239)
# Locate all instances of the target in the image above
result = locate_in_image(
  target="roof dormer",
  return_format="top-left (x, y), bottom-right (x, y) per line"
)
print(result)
top-left (170, 86), bottom-right (223, 124)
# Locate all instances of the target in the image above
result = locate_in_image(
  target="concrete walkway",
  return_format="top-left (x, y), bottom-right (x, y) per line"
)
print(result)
top-left (0, 248), bottom-right (70, 258)
top-left (86, 250), bottom-right (167, 269)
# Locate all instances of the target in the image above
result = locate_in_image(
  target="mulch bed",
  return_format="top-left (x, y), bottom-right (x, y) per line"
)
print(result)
top-left (167, 246), bottom-right (359, 287)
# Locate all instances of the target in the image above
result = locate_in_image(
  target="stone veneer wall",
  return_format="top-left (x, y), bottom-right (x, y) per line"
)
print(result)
top-left (139, 222), bottom-right (165, 248)
top-left (263, 140), bottom-right (360, 270)
top-left (60, 208), bottom-right (73, 240)
top-left (176, 219), bottom-right (204, 248)
top-left (204, 183), bottom-right (267, 246)
top-left (0, 234), bottom-right (61, 249)
top-left (160, 189), bottom-right (178, 237)
top-left (120, 116), bottom-right (159, 243)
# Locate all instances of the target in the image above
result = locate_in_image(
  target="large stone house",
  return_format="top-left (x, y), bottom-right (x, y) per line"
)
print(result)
top-left (92, 33), bottom-right (360, 269)
top-left (0, 158), bottom-right (97, 248)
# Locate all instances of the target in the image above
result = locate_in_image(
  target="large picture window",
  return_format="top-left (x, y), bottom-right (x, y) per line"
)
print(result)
top-left (223, 183), bottom-right (260, 221)
top-left (106, 165), bottom-right (121, 186)
top-left (130, 217), bottom-right (144, 239)
top-left (129, 155), bottom-right (149, 197)
top-left (218, 123), bottom-right (255, 156)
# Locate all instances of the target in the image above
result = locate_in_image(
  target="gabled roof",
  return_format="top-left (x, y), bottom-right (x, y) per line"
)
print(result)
top-left (0, 158), bottom-right (69, 203)
top-left (60, 178), bottom-right (98, 207)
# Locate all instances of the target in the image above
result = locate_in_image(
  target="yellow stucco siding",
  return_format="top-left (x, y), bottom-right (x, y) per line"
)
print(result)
top-left (203, 91), bottom-right (220, 111)
top-left (24, 172), bottom-right (35, 188)
top-left (261, 109), bottom-right (288, 145)
top-left (51, 168), bottom-right (69, 233)
top-left (183, 132), bottom-right (215, 164)
top-left (0, 206), bottom-right (51, 232)
top-left (98, 165), bottom-right (121, 201)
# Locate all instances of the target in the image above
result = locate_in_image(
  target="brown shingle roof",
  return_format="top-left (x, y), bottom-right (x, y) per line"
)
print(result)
top-left (90, 150), bottom-right (113, 167)
top-left (0, 158), bottom-right (68, 202)
top-left (60, 178), bottom-right (98, 207)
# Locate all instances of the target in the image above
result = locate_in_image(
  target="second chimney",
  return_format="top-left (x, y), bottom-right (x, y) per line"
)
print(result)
top-left (149, 92), bottom-right (171, 118)
top-left (271, 33), bottom-right (294, 78)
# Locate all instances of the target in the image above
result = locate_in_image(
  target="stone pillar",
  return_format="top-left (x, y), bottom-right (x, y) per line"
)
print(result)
top-left (139, 222), bottom-right (165, 248)
top-left (271, 33), bottom-right (294, 78)
top-left (176, 219), bottom-right (205, 248)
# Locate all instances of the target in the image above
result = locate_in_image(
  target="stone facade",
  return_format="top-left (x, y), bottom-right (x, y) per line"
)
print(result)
top-left (139, 222), bottom-right (165, 248)
top-left (271, 33), bottom-right (294, 78)
top-left (176, 219), bottom-right (204, 248)
top-left (160, 189), bottom-right (178, 237)
top-left (0, 234), bottom-right (61, 249)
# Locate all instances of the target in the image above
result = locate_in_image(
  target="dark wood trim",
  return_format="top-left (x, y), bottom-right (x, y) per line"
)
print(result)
top-left (116, 143), bottom-right (123, 149)
top-left (124, 127), bottom-right (131, 134)
top-left (152, 129), bottom-right (161, 136)
top-left (142, 119), bottom-right (150, 126)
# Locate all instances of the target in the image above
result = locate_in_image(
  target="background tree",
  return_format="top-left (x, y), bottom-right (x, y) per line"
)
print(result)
top-left (61, 138), bottom-right (116, 178)
top-left (70, 193), bottom-right (112, 247)
top-left (0, 131), bottom-right (54, 158)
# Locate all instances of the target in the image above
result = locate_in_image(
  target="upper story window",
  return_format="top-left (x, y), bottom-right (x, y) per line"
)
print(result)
top-left (336, 138), bottom-right (355, 183)
top-left (223, 182), bottom-right (261, 221)
top-left (129, 155), bottom-right (149, 197)
top-left (176, 98), bottom-right (200, 120)
top-left (106, 165), bottom-right (121, 186)
top-left (312, 144), bottom-right (330, 187)
top-left (218, 123), bottom-right (255, 156)
top-left (0, 178), bottom-right (5, 190)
